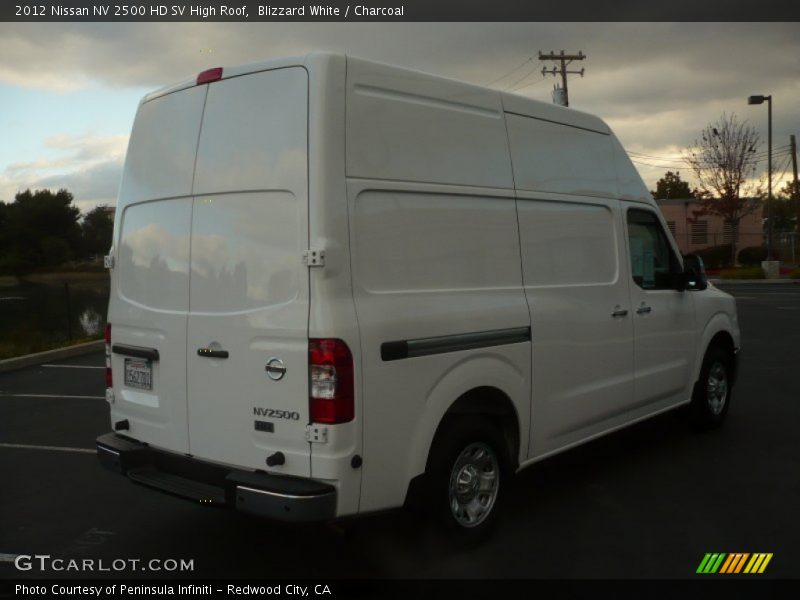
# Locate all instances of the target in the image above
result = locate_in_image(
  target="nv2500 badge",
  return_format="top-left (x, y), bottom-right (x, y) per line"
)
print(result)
top-left (253, 407), bottom-right (301, 421)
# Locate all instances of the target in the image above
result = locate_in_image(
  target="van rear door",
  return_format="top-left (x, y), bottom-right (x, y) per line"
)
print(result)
top-left (186, 68), bottom-right (311, 476)
top-left (110, 86), bottom-right (207, 454)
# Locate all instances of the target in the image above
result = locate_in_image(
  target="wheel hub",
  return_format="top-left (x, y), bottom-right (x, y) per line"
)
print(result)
top-left (455, 464), bottom-right (480, 502)
top-left (707, 361), bottom-right (728, 415)
top-left (448, 442), bottom-right (499, 528)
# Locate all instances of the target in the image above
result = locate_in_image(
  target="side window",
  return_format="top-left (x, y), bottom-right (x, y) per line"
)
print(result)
top-left (627, 209), bottom-right (682, 290)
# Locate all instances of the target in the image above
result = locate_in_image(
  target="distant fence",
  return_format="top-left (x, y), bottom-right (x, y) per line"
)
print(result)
top-left (672, 231), bottom-right (800, 264)
top-left (0, 279), bottom-right (109, 359)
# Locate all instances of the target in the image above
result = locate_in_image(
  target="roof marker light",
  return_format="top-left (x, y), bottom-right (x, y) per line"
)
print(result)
top-left (197, 67), bottom-right (223, 85)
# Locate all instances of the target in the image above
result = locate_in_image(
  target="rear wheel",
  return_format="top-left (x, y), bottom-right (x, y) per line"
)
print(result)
top-left (689, 345), bottom-right (733, 428)
top-left (425, 417), bottom-right (510, 543)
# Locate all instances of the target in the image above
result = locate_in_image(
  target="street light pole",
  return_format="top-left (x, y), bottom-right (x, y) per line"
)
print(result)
top-left (748, 94), bottom-right (773, 260)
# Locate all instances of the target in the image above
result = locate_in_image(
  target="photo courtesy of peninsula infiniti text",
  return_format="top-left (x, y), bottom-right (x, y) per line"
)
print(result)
top-left (97, 52), bottom-right (741, 540)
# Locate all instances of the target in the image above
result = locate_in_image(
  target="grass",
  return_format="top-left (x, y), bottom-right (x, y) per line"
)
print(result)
top-left (0, 335), bottom-right (103, 361)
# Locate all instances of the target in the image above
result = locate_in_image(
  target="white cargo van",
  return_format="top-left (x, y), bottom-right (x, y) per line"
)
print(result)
top-left (97, 53), bottom-right (740, 538)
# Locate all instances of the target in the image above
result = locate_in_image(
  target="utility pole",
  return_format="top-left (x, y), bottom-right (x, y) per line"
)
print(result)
top-left (791, 134), bottom-right (799, 240)
top-left (538, 50), bottom-right (586, 107)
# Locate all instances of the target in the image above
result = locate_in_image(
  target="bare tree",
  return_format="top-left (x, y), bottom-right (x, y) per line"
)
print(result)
top-left (684, 113), bottom-right (762, 266)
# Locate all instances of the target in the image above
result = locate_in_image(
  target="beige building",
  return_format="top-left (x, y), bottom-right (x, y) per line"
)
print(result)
top-left (655, 198), bottom-right (763, 256)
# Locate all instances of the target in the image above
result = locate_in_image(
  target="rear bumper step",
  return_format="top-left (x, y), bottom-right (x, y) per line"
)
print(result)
top-left (96, 432), bottom-right (336, 522)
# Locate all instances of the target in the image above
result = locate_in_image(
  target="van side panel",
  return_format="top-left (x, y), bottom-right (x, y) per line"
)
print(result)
top-left (345, 57), bottom-right (513, 189)
top-left (516, 193), bottom-right (636, 456)
top-left (348, 182), bottom-right (531, 511)
top-left (346, 61), bottom-right (530, 512)
top-left (109, 87), bottom-right (207, 454)
top-left (505, 113), bottom-right (639, 457)
top-left (610, 135), bottom-right (655, 204)
top-left (504, 113), bottom-right (618, 199)
top-left (501, 92), bottom-right (610, 135)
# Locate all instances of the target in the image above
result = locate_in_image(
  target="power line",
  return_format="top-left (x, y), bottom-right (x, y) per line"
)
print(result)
top-left (772, 153), bottom-right (793, 184)
top-left (630, 159), bottom-right (688, 169)
top-left (509, 76), bottom-right (549, 92)
top-left (504, 67), bottom-right (545, 91)
top-left (629, 152), bottom-right (791, 171)
top-left (485, 56), bottom-right (534, 87)
top-left (628, 145), bottom-right (789, 163)
top-left (630, 143), bottom-right (791, 157)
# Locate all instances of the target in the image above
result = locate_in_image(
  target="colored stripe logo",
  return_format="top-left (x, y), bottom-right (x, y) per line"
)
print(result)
top-left (697, 552), bottom-right (773, 574)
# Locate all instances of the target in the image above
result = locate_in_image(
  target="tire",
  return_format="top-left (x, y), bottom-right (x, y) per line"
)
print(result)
top-left (423, 416), bottom-right (511, 543)
top-left (689, 345), bottom-right (733, 429)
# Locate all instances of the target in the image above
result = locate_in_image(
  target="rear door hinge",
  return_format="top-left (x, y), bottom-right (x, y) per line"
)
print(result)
top-left (302, 249), bottom-right (325, 267)
top-left (305, 424), bottom-right (328, 443)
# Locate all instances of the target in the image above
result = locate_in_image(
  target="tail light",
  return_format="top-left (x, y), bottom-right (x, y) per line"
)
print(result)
top-left (105, 323), bottom-right (112, 388)
top-left (309, 339), bottom-right (354, 424)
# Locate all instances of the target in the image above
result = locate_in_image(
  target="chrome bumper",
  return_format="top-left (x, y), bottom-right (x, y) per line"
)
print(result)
top-left (96, 432), bottom-right (336, 522)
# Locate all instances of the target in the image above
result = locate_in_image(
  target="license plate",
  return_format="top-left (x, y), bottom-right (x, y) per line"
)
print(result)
top-left (124, 358), bottom-right (153, 390)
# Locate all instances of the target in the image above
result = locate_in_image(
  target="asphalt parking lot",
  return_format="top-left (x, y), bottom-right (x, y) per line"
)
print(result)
top-left (1, 282), bottom-right (798, 580)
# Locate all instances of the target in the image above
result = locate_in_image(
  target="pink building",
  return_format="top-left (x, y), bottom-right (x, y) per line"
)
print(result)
top-left (655, 198), bottom-right (763, 256)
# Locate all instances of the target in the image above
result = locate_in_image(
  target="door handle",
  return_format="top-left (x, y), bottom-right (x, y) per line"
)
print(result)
top-left (611, 307), bottom-right (629, 318)
top-left (636, 305), bottom-right (652, 314)
top-left (197, 348), bottom-right (229, 359)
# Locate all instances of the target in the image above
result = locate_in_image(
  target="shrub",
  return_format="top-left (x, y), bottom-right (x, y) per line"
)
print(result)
top-left (737, 245), bottom-right (780, 265)
top-left (719, 267), bottom-right (765, 280)
top-left (695, 244), bottom-right (734, 269)
top-left (787, 268), bottom-right (800, 280)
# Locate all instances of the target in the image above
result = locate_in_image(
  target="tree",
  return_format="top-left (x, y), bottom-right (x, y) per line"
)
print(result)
top-left (683, 113), bottom-right (762, 266)
top-left (774, 181), bottom-right (800, 234)
top-left (779, 180), bottom-right (800, 201)
top-left (650, 171), bottom-right (696, 200)
top-left (0, 188), bottom-right (81, 274)
top-left (764, 197), bottom-right (796, 233)
top-left (81, 205), bottom-right (114, 258)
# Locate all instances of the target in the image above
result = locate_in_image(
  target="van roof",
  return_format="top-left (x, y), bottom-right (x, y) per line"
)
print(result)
top-left (141, 52), bottom-right (606, 131)
top-left (142, 54), bottom-right (312, 103)
top-left (138, 52), bottom-right (652, 205)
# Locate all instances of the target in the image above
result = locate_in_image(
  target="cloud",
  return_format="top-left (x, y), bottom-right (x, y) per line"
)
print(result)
top-left (0, 133), bottom-right (127, 210)
top-left (0, 21), bottom-right (797, 192)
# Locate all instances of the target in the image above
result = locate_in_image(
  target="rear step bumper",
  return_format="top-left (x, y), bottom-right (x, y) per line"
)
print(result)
top-left (96, 432), bottom-right (336, 522)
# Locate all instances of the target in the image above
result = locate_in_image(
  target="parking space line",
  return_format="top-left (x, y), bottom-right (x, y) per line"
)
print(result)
top-left (41, 365), bottom-right (104, 369)
top-left (0, 393), bottom-right (105, 400)
top-left (0, 442), bottom-right (94, 454)
top-left (0, 553), bottom-right (20, 562)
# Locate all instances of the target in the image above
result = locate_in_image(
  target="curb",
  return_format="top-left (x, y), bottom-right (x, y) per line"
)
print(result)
top-left (711, 279), bottom-right (800, 285)
top-left (0, 340), bottom-right (104, 373)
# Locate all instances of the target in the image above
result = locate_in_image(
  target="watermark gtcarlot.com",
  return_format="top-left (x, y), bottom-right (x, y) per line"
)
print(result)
top-left (14, 554), bottom-right (194, 573)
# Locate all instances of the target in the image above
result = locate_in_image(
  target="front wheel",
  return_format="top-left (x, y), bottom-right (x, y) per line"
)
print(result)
top-left (689, 345), bottom-right (733, 428)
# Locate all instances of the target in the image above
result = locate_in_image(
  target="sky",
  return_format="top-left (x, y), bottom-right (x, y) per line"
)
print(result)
top-left (0, 22), bottom-right (798, 213)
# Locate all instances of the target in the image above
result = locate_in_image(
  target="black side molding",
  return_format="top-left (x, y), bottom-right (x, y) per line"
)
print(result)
top-left (112, 344), bottom-right (159, 361)
top-left (380, 341), bottom-right (409, 362)
top-left (381, 326), bottom-right (531, 362)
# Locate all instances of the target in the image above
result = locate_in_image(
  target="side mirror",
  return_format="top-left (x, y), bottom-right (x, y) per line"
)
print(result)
top-left (681, 254), bottom-right (708, 291)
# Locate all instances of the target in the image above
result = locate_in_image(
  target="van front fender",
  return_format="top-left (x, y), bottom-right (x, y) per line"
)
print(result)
top-left (692, 311), bottom-right (739, 384)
